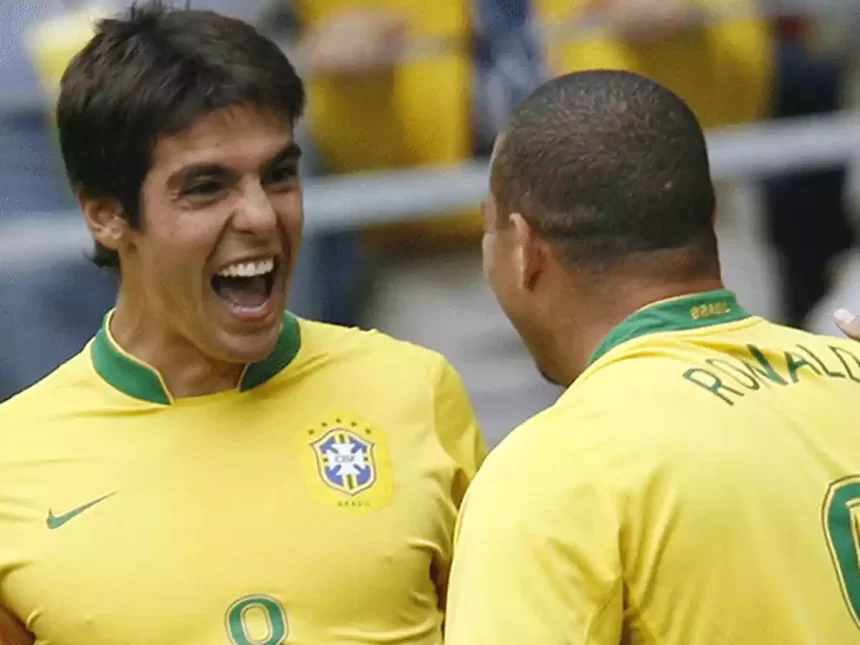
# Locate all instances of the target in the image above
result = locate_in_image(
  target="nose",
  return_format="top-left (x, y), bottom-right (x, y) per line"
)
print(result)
top-left (231, 180), bottom-right (278, 236)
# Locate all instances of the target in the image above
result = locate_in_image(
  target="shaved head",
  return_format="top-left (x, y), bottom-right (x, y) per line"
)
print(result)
top-left (491, 70), bottom-right (719, 276)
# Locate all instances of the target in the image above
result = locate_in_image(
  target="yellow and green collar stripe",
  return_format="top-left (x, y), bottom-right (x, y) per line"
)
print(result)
top-left (588, 289), bottom-right (751, 366)
top-left (91, 312), bottom-right (301, 404)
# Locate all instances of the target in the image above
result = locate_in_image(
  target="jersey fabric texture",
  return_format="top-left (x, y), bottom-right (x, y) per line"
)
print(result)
top-left (446, 289), bottom-right (860, 645)
top-left (0, 313), bottom-right (487, 645)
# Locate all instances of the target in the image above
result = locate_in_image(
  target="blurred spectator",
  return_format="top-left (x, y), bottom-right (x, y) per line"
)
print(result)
top-left (278, 0), bottom-right (854, 336)
top-left (763, 13), bottom-right (852, 329)
top-left (0, 2), bottom-right (118, 401)
top-left (536, 0), bottom-right (773, 131)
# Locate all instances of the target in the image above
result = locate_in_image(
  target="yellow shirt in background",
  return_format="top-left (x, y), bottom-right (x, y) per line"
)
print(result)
top-left (298, 0), bottom-right (480, 252)
top-left (302, 0), bottom-right (772, 251)
top-left (539, 0), bottom-right (773, 129)
top-left (27, 1), bottom-right (774, 250)
top-left (28, 7), bottom-right (101, 95)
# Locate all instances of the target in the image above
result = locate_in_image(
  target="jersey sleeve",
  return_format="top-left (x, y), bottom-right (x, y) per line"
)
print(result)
top-left (429, 357), bottom-right (487, 607)
top-left (432, 358), bottom-right (488, 505)
top-left (444, 426), bottom-right (623, 645)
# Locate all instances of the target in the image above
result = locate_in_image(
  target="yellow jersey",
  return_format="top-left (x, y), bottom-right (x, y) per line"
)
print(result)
top-left (0, 314), bottom-right (486, 645)
top-left (446, 289), bottom-right (860, 645)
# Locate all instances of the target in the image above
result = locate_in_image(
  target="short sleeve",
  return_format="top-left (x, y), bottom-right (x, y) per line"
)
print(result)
top-left (429, 357), bottom-right (488, 606)
top-left (432, 358), bottom-right (488, 505)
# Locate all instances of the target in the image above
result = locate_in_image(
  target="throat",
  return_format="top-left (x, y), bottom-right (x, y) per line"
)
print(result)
top-left (108, 304), bottom-right (249, 399)
top-left (160, 359), bottom-right (248, 399)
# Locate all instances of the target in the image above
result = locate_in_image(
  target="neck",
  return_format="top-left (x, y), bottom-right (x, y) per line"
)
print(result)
top-left (111, 290), bottom-right (245, 399)
top-left (551, 275), bottom-right (725, 385)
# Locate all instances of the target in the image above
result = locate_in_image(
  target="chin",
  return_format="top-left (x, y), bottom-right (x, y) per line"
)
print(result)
top-left (505, 315), bottom-right (560, 384)
top-left (536, 365), bottom-right (566, 387)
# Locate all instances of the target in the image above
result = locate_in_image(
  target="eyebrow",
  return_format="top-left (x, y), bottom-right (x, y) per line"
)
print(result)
top-left (265, 142), bottom-right (302, 169)
top-left (168, 142), bottom-right (303, 188)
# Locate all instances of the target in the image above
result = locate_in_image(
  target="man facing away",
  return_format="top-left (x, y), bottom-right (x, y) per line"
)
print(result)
top-left (0, 3), bottom-right (486, 644)
top-left (446, 69), bottom-right (860, 645)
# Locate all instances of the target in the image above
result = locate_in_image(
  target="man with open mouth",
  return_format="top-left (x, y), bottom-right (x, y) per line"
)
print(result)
top-left (0, 3), bottom-right (487, 644)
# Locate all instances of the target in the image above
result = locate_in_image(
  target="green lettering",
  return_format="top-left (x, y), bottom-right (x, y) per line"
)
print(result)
top-left (797, 344), bottom-right (845, 379)
top-left (744, 345), bottom-right (788, 386)
top-left (830, 346), bottom-right (860, 384)
top-left (683, 368), bottom-right (745, 405)
top-left (823, 477), bottom-right (860, 628)
top-left (227, 595), bottom-right (288, 645)
top-left (706, 358), bottom-right (760, 390)
top-left (784, 351), bottom-right (821, 383)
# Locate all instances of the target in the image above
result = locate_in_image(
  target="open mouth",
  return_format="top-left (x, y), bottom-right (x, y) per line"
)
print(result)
top-left (211, 257), bottom-right (279, 311)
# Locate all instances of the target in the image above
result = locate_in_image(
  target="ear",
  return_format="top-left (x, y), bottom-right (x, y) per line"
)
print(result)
top-left (77, 190), bottom-right (129, 256)
top-left (509, 212), bottom-right (542, 290)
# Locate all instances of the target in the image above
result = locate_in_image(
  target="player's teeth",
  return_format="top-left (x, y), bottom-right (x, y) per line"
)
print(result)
top-left (217, 258), bottom-right (275, 278)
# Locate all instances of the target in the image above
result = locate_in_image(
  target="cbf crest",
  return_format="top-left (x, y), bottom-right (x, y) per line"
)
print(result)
top-left (312, 428), bottom-right (376, 496)
top-left (299, 412), bottom-right (394, 515)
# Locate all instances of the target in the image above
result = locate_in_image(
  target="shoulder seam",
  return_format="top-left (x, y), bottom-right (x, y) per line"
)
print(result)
top-left (0, 352), bottom-right (94, 410)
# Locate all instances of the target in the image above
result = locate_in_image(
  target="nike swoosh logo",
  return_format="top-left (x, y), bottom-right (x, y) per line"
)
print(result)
top-left (46, 493), bottom-right (115, 530)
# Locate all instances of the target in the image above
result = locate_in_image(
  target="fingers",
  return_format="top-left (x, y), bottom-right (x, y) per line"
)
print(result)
top-left (834, 309), bottom-right (860, 341)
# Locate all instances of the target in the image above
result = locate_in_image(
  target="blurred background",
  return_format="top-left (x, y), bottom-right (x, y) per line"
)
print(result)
top-left (2, 0), bottom-right (860, 446)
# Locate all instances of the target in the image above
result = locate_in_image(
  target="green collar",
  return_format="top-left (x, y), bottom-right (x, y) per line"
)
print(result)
top-left (91, 313), bottom-right (301, 405)
top-left (587, 289), bottom-right (751, 367)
